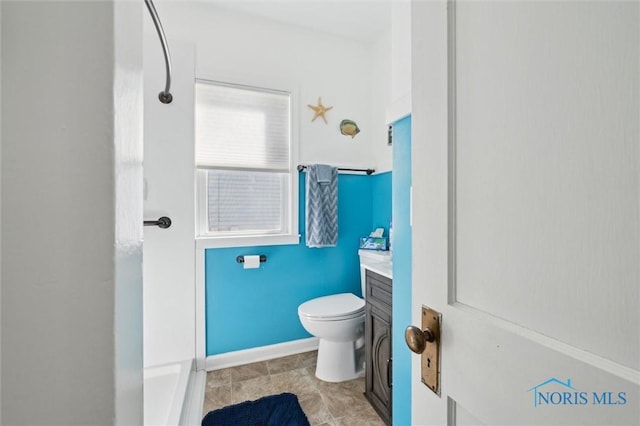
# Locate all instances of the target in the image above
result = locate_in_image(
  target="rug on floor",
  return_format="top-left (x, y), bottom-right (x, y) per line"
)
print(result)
top-left (201, 392), bottom-right (310, 426)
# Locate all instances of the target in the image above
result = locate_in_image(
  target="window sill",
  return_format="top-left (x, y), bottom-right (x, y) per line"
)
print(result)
top-left (195, 234), bottom-right (301, 250)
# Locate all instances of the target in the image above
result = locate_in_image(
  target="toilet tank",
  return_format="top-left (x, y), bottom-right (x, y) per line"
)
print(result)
top-left (358, 249), bottom-right (393, 298)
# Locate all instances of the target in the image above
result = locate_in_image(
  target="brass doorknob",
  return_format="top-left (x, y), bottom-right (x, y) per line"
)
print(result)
top-left (405, 325), bottom-right (436, 354)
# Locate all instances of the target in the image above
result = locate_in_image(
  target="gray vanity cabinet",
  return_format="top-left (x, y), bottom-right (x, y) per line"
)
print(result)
top-left (364, 269), bottom-right (392, 425)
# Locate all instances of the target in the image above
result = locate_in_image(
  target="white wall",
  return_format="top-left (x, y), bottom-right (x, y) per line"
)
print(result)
top-left (386, 0), bottom-right (411, 123)
top-left (157, 1), bottom-right (387, 171)
top-left (371, 30), bottom-right (393, 173)
top-left (391, 0), bottom-right (411, 103)
top-left (1, 1), bottom-right (143, 424)
top-left (143, 35), bottom-right (196, 368)
top-left (113, 2), bottom-right (145, 423)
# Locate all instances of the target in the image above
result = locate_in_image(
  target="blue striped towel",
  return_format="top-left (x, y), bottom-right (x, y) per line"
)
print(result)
top-left (305, 164), bottom-right (338, 248)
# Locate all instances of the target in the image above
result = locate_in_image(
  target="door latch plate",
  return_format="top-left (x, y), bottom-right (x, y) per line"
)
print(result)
top-left (421, 306), bottom-right (441, 395)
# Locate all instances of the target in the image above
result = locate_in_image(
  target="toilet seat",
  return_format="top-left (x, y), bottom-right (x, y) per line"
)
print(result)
top-left (298, 293), bottom-right (365, 321)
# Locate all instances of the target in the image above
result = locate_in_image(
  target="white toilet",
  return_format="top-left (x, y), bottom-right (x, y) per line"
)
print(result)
top-left (298, 289), bottom-right (366, 382)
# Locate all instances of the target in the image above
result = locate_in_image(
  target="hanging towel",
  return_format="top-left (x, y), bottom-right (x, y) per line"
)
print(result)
top-left (305, 164), bottom-right (338, 248)
top-left (315, 164), bottom-right (334, 183)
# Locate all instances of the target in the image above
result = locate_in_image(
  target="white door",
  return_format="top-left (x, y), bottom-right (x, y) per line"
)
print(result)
top-left (410, 1), bottom-right (639, 425)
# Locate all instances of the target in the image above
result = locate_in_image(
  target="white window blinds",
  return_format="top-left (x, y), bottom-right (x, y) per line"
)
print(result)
top-left (205, 169), bottom-right (286, 233)
top-left (195, 81), bottom-right (291, 171)
top-left (195, 80), bottom-right (293, 237)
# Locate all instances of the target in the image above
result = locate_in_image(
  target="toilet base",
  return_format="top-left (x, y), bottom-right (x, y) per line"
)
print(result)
top-left (314, 339), bottom-right (365, 383)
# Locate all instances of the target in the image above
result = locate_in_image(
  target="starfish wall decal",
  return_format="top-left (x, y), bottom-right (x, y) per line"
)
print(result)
top-left (307, 97), bottom-right (333, 124)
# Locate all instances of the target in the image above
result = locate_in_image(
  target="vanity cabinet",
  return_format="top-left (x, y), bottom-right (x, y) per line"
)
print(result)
top-left (364, 269), bottom-right (392, 425)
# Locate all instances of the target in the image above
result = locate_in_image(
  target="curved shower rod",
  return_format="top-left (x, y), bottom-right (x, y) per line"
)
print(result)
top-left (144, 0), bottom-right (173, 104)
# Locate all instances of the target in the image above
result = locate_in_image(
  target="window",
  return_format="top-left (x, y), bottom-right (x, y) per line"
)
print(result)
top-left (195, 79), bottom-right (297, 245)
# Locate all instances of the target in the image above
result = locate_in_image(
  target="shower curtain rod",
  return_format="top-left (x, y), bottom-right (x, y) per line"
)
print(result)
top-left (297, 165), bottom-right (375, 175)
top-left (144, 0), bottom-right (173, 104)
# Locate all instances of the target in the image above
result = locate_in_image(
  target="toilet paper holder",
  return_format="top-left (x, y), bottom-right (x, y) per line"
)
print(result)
top-left (236, 255), bottom-right (267, 264)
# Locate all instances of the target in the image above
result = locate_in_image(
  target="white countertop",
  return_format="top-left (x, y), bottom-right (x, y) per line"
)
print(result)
top-left (359, 249), bottom-right (393, 279)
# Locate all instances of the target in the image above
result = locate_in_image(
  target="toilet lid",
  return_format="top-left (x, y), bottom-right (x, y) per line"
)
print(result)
top-left (298, 293), bottom-right (365, 319)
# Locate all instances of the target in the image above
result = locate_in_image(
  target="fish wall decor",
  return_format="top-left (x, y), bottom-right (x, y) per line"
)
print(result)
top-left (340, 119), bottom-right (360, 138)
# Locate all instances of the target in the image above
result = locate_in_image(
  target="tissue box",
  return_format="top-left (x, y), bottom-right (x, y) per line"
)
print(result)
top-left (359, 237), bottom-right (388, 251)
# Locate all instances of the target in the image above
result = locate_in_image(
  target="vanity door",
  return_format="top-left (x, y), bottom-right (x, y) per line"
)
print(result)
top-left (364, 270), bottom-right (392, 425)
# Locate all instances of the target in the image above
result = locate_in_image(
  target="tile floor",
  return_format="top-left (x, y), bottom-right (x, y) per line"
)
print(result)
top-left (203, 350), bottom-right (386, 426)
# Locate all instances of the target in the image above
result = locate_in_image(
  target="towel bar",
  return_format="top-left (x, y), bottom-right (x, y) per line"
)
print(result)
top-left (297, 165), bottom-right (374, 175)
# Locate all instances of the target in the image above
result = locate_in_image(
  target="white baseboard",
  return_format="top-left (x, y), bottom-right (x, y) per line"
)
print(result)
top-left (205, 337), bottom-right (319, 371)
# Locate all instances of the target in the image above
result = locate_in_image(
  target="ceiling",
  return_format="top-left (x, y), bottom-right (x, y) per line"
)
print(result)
top-left (206, 0), bottom-right (392, 43)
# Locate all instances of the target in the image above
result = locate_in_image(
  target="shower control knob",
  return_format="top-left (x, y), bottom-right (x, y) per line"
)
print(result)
top-left (143, 216), bottom-right (172, 229)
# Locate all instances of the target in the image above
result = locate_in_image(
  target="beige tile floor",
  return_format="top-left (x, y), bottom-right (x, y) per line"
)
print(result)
top-left (203, 350), bottom-right (386, 426)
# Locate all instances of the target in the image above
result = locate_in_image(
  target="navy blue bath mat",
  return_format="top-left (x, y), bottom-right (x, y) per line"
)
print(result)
top-left (201, 392), bottom-right (310, 426)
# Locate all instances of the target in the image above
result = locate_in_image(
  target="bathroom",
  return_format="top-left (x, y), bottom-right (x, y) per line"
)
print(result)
top-left (142, 1), bottom-right (412, 425)
top-left (3, 1), bottom-right (639, 425)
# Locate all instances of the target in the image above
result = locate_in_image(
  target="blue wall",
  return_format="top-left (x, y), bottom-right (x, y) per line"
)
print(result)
top-left (392, 116), bottom-right (412, 426)
top-left (371, 171), bottom-right (392, 237)
top-left (205, 172), bottom-right (392, 355)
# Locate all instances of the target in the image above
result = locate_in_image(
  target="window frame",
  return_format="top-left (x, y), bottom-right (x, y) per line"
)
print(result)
top-left (194, 76), bottom-right (300, 249)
